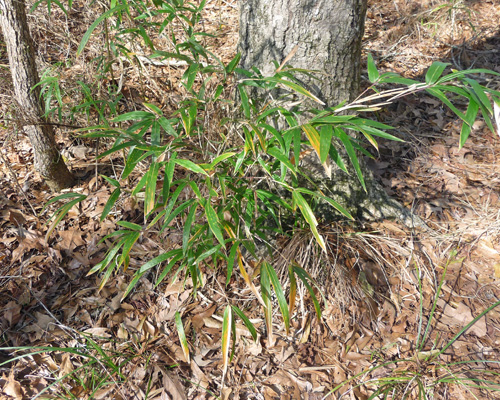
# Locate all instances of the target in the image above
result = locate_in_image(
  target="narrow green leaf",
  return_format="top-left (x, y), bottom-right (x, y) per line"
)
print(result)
top-left (183, 203), bottom-right (198, 253)
top-left (238, 85), bottom-right (251, 118)
top-left (45, 195), bottom-right (87, 241)
top-left (221, 305), bottom-right (232, 377)
top-left (100, 188), bottom-right (121, 222)
top-left (295, 187), bottom-right (354, 220)
top-left (118, 231), bottom-right (140, 268)
top-left (116, 221), bottom-right (142, 231)
top-left (175, 312), bottom-right (190, 363)
top-left (260, 263), bottom-right (274, 346)
top-left (337, 128), bottom-right (366, 192)
top-left (145, 162), bottom-right (160, 216)
top-left (293, 263), bottom-right (322, 320)
top-left (425, 61), bottom-right (450, 84)
top-left (231, 305), bottom-right (257, 341)
top-left (460, 100), bottom-right (480, 149)
top-left (175, 159), bottom-right (208, 175)
top-left (319, 125), bottom-right (334, 164)
top-left (267, 146), bottom-right (296, 176)
top-left (209, 152), bottom-right (236, 170)
top-left (77, 4), bottom-right (130, 56)
top-left (266, 77), bottom-right (325, 105)
top-left (288, 264), bottom-right (297, 317)
top-left (205, 202), bottom-right (224, 245)
top-left (194, 244), bottom-right (222, 265)
top-left (225, 53), bottom-right (241, 74)
top-left (292, 191), bottom-right (326, 251)
top-left (465, 78), bottom-right (493, 114)
top-left (426, 87), bottom-right (466, 122)
top-left (367, 53), bottom-right (379, 83)
top-left (155, 252), bottom-right (183, 287)
top-left (263, 261), bottom-right (290, 335)
top-left (226, 242), bottom-right (239, 286)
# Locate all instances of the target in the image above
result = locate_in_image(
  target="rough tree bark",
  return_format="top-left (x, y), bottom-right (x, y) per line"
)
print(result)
top-left (238, 0), bottom-right (422, 227)
top-left (0, 0), bottom-right (75, 191)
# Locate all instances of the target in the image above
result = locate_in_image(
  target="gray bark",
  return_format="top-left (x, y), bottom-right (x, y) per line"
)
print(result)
top-left (238, 0), bottom-right (424, 228)
top-left (239, 0), bottom-right (367, 104)
top-left (0, 0), bottom-right (75, 191)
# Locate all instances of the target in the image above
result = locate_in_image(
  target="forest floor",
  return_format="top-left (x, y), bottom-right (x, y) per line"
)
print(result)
top-left (1, 0), bottom-right (500, 399)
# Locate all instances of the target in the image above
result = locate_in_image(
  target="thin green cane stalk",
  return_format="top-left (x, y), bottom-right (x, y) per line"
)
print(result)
top-left (433, 298), bottom-right (500, 359)
top-left (419, 249), bottom-right (457, 352)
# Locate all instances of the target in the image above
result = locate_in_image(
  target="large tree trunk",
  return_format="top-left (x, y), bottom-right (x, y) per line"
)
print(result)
top-left (238, 0), bottom-right (423, 227)
top-left (0, 0), bottom-right (75, 191)
top-left (239, 0), bottom-right (367, 104)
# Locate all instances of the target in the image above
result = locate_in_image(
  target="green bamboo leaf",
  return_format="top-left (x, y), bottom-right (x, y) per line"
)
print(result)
top-left (100, 188), bottom-right (121, 222)
top-left (231, 305), bottom-right (257, 341)
top-left (175, 312), bottom-right (190, 363)
top-left (319, 125), bottom-right (334, 164)
top-left (221, 305), bottom-right (232, 377)
top-left (426, 87), bottom-right (466, 122)
top-left (329, 145), bottom-right (348, 173)
top-left (175, 159), bottom-right (208, 175)
top-left (77, 4), bottom-right (130, 56)
top-left (116, 221), bottom-right (142, 231)
top-left (267, 146), bottom-right (296, 176)
top-left (379, 72), bottom-right (419, 85)
top-left (160, 200), bottom-right (195, 232)
top-left (367, 53), bottom-right (379, 83)
top-left (292, 191), bottom-right (325, 251)
top-left (263, 261), bottom-right (290, 335)
top-left (238, 85), bottom-right (251, 118)
top-left (436, 68), bottom-right (500, 84)
top-left (295, 187), bottom-right (353, 220)
top-left (225, 53), bottom-right (241, 74)
top-left (266, 77), bottom-right (325, 105)
top-left (205, 202), bottom-right (224, 245)
top-left (260, 263), bottom-right (274, 346)
top-left (118, 231), bottom-right (140, 268)
top-left (121, 249), bottom-right (182, 299)
top-left (45, 194), bottom-right (87, 241)
top-left (226, 242), bottom-right (239, 286)
top-left (337, 128), bottom-right (366, 192)
top-left (145, 161), bottom-right (160, 216)
top-left (209, 152), bottom-right (237, 170)
top-left (152, 51), bottom-right (194, 65)
top-left (460, 100), bottom-right (480, 149)
top-left (425, 61), bottom-right (450, 84)
top-left (112, 111), bottom-right (154, 122)
top-left (288, 263), bottom-right (297, 317)
top-left (42, 192), bottom-right (86, 210)
top-left (183, 203), bottom-right (198, 252)
top-left (464, 78), bottom-right (493, 114)
top-left (88, 237), bottom-right (126, 276)
top-left (301, 124), bottom-right (321, 159)
top-left (293, 263), bottom-right (322, 321)
top-left (194, 244), bottom-right (222, 265)
top-left (155, 252), bottom-right (183, 287)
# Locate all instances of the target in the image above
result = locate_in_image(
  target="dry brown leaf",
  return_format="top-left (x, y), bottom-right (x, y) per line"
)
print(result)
top-left (59, 352), bottom-right (74, 379)
top-left (3, 301), bottom-right (21, 326)
top-left (190, 360), bottom-right (209, 389)
top-left (162, 371), bottom-right (187, 400)
top-left (2, 373), bottom-right (24, 399)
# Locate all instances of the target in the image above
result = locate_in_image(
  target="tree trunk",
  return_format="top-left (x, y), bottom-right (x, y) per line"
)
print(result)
top-left (0, 0), bottom-right (75, 191)
top-left (239, 0), bottom-right (367, 104)
top-left (238, 0), bottom-right (424, 227)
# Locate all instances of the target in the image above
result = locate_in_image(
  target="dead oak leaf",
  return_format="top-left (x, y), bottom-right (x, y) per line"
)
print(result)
top-left (55, 229), bottom-right (85, 253)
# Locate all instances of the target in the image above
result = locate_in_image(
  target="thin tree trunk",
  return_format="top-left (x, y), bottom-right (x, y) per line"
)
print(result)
top-left (238, 0), bottom-right (424, 227)
top-left (0, 0), bottom-right (75, 191)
